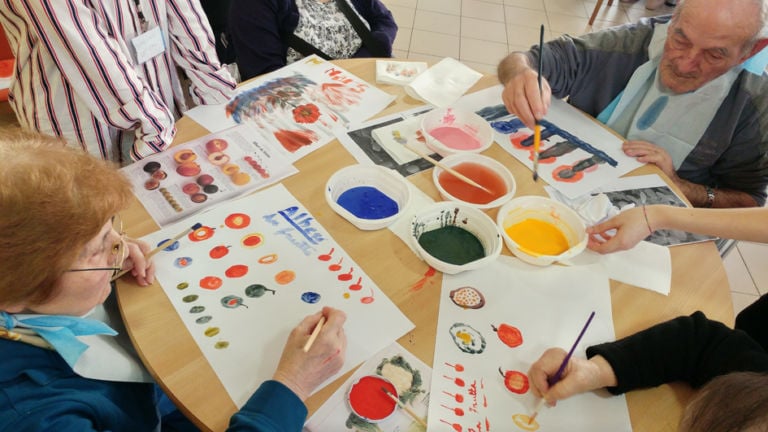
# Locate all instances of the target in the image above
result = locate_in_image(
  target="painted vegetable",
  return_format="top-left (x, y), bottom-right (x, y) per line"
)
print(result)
top-left (449, 323), bottom-right (486, 354)
top-left (499, 368), bottom-right (529, 394)
top-left (224, 264), bottom-right (248, 278)
top-left (209, 245), bottom-right (230, 259)
top-left (200, 276), bottom-right (223, 290)
top-left (492, 323), bottom-right (523, 348)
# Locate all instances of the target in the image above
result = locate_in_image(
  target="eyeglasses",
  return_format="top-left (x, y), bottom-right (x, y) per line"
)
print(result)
top-left (66, 215), bottom-right (127, 279)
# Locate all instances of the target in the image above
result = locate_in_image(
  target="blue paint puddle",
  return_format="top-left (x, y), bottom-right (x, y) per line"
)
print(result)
top-left (337, 186), bottom-right (399, 220)
top-left (301, 291), bottom-right (321, 304)
top-left (159, 239), bottom-right (180, 251)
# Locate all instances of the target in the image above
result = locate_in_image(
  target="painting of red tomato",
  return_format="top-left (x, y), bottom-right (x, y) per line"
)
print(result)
top-left (499, 368), bottom-right (529, 394)
top-left (492, 323), bottom-right (523, 348)
top-left (200, 276), bottom-right (223, 290)
top-left (189, 226), bottom-right (215, 242)
top-left (225, 265), bottom-right (249, 278)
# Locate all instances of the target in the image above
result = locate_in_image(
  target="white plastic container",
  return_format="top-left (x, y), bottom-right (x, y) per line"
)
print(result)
top-left (420, 107), bottom-right (494, 157)
top-left (432, 152), bottom-right (516, 210)
top-left (496, 196), bottom-right (587, 266)
top-left (410, 202), bottom-right (502, 274)
top-left (325, 164), bottom-right (411, 230)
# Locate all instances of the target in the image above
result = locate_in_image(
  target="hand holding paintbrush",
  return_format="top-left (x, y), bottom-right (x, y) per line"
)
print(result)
top-left (528, 311), bottom-right (596, 424)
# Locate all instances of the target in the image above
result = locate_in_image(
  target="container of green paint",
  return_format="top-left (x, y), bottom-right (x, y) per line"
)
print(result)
top-left (326, 164), bottom-right (412, 230)
top-left (410, 202), bottom-right (502, 274)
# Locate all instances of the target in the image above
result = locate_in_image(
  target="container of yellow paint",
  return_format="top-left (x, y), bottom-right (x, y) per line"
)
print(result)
top-left (496, 196), bottom-right (586, 266)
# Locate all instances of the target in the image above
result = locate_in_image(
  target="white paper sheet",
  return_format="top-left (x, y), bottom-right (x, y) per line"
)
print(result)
top-left (185, 55), bottom-right (396, 162)
top-left (454, 86), bottom-right (644, 199)
top-left (428, 256), bottom-right (632, 432)
top-left (143, 184), bottom-right (414, 406)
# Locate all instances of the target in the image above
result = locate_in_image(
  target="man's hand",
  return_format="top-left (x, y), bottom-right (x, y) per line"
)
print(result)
top-left (498, 52), bottom-right (552, 129)
top-left (622, 140), bottom-right (676, 179)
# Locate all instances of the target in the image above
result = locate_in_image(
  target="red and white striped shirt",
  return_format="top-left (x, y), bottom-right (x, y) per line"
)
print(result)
top-left (0, 0), bottom-right (236, 163)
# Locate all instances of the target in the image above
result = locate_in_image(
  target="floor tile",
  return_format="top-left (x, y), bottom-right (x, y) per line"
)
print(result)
top-left (382, 0), bottom-right (418, 8)
top-left (546, 11), bottom-right (591, 35)
top-left (462, 17), bottom-right (509, 43)
top-left (393, 49), bottom-right (409, 59)
top-left (460, 37), bottom-right (510, 65)
top-left (407, 52), bottom-right (447, 63)
top-left (413, 10), bottom-right (461, 35)
top-left (543, 0), bottom-right (589, 18)
top-left (504, 6), bottom-right (548, 30)
top-left (584, 1), bottom-right (630, 24)
top-left (462, 0), bottom-right (507, 22)
top-left (393, 27), bottom-right (413, 52)
top-left (409, 30), bottom-right (460, 58)
top-left (387, 4), bottom-right (417, 28)
top-left (507, 24), bottom-right (551, 47)
top-left (461, 60), bottom-right (499, 75)
top-left (417, 0), bottom-right (462, 16)
top-left (504, 0), bottom-right (546, 10)
top-left (732, 291), bottom-right (759, 317)
top-left (723, 248), bottom-right (760, 295)
top-left (736, 242), bottom-right (768, 295)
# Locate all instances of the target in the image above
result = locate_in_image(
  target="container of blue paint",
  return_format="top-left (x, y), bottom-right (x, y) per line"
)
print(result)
top-left (325, 164), bottom-right (412, 230)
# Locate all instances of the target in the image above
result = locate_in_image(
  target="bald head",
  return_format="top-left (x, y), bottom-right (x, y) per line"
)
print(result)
top-left (675, 0), bottom-right (766, 46)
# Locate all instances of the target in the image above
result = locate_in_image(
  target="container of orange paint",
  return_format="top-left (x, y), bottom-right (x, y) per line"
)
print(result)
top-left (432, 153), bottom-right (516, 210)
top-left (496, 196), bottom-right (586, 266)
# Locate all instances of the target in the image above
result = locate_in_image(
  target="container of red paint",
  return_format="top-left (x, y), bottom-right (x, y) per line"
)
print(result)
top-left (433, 153), bottom-right (516, 210)
top-left (325, 164), bottom-right (412, 230)
top-left (421, 107), bottom-right (494, 157)
top-left (346, 375), bottom-right (399, 422)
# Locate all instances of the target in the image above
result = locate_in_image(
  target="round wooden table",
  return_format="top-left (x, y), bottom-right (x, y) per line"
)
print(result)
top-left (116, 59), bottom-right (733, 432)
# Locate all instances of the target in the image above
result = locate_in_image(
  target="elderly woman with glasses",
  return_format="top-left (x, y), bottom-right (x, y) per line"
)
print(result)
top-left (0, 127), bottom-right (347, 431)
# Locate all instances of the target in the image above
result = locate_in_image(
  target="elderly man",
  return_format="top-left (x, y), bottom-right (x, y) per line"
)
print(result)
top-left (498, 0), bottom-right (768, 208)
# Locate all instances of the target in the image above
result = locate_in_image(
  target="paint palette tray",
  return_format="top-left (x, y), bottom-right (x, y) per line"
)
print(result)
top-left (325, 164), bottom-right (412, 231)
top-left (410, 202), bottom-right (502, 274)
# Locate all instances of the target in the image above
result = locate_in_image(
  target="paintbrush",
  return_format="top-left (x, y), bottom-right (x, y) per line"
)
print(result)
top-left (302, 315), bottom-right (326, 352)
top-left (529, 311), bottom-right (595, 424)
top-left (382, 387), bottom-right (428, 428)
top-left (111, 222), bottom-right (203, 281)
top-left (532, 24), bottom-right (544, 182)
top-left (404, 143), bottom-right (492, 194)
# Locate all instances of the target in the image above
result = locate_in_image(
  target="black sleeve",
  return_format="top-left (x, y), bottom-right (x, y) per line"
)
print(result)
top-left (736, 293), bottom-right (768, 352)
top-left (586, 311), bottom-right (768, 394)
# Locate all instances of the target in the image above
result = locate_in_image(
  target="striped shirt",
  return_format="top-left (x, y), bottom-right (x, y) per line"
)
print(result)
top-left (0, 0), bottom-right (236, 163)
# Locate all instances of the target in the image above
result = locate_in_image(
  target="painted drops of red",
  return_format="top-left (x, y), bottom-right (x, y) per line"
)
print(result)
top-left (188, 226), bottom-right (215, 241)
top-left (224, 213), bottom-right (251, 229)
top-left (209, 245), bottom-right (230, 259)
top-left (200, 276), bottom-right (223, 290)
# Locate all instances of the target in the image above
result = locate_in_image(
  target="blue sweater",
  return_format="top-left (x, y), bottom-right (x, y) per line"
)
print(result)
top-left (228, 0), bottom-right (397, 80)
top-left (0, 339), bottom-right (307, 431)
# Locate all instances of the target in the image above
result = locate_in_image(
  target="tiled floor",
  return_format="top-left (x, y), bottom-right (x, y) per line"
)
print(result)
top-left (380, 0), bottom-right (767, 317)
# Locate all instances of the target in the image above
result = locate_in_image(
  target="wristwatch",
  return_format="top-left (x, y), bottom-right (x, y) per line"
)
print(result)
top-left (704, 186), bottom-right (716, 208)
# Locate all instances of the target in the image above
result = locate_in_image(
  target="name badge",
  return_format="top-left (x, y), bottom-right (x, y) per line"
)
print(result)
top-left (131, 26), bottom-right (166, 64)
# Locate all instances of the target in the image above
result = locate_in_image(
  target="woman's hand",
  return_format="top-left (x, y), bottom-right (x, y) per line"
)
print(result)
top-left (528, 348), bottom-right (617, 405)
top-left (587, 207), bottom-right (653, 254)
top-left (272, 307), bottom-right (347, 401)
top-left (122, 237), bottom-right (155, 286)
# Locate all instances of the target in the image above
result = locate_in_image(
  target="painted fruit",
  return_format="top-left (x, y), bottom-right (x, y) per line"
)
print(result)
top-left (143, 161), bottom-right (161, 173)
top-left (203, 184), bottom-right (219, 194)
top-left (209, 245), bottom-right (230, 259)
top-left (200, 276), bottom-right (223, 290)
top-left (222, 163), bottom-right (240, 175)
top-left (224, 264), bottom-right (248, 278)
top-left (492, 323), bottom-right (523, 348)
top-left (224, 213), bottom-right (251, 229)
top-left (189, 226), bottom-right (215, 241)
top-left (151, 169), bottom-right (168, 180)
top-left (173, 149), bottom-right (197, 164)
top-left (449, 286), bottom-right (485, 309)
top-left (182, 183), bottom-right (201, 195)
top-left (196, 174), bottom-right (215, 186)
top-left (190, 193), bottom-right (208, 203)
top-left (208, 151), bottom-right (230, 166)
top-left (144, 179), bottom-right (160, 190)
top-left (245, 284), bottom-right (275, 297)
top-left (205, 138), bottom-right (229, 154)
top-left (176, 163), bottom-right (201, 177)
top-left (241, 233), bottom-right (263, 248)
top-left (230, 171), bottom-right (251, 185)
top-left (499, 368), bottom-right (529, 394)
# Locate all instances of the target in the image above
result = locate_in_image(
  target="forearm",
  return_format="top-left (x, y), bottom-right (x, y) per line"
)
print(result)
top-left (646, 205), bottom-right (768, 243)
top-left (673, 176), bottom-right (757, 208)
top-left (497, 52), bottom-right (534, 86)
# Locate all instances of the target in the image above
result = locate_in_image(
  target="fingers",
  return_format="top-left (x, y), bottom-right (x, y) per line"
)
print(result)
top-left (124, 238), bottom-right (154, 286)
top-left (528, 348), bottom-right (568, 399)
top-left (501, 70), bottom-right (550, 129)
